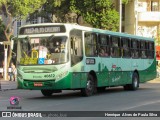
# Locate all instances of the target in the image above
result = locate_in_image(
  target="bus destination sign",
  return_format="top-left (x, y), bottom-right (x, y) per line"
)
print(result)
top-left (19, 25), bottom-right (66, 35)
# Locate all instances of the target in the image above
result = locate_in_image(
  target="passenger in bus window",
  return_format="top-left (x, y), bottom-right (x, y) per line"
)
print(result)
top-left (135, 51), bottom-right (139, 58)
top-left (111, 48), bottom-right (115, 56)
top-left (142, 51), bottom-right (146, 58)
top-left (99, 47), bottom-right (108, 57)
top-left (131, 52), bottom-right (135, 58)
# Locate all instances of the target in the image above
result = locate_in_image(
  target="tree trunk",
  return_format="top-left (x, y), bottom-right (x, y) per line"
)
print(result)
top-left (3, 3), bottom-right (14, 80)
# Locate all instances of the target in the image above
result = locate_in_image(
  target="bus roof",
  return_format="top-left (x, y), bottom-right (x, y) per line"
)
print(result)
top-left (20, 23), bottom-right (154, 41)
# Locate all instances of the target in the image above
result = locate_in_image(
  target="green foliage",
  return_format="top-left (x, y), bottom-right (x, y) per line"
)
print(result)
top-left (70, 0), bottom-right (119, 31)
top-left (28, 0), bottom-right (70, 23)
top-left (122, 0), bottom-right (129, 4)
top-left (0, 0), bottom-right (46, 69)
top-left (0, 0), bottom-right (46, 19)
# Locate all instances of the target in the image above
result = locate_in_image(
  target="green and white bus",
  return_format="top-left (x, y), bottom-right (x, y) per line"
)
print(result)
top-left (16, 23), bottom-right (156, 96)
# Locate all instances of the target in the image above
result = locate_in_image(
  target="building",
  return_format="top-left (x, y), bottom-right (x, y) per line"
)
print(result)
top-left (124, 0), bottom-right (160, 45)
top-left (2, 0), bottom-right (160, 46)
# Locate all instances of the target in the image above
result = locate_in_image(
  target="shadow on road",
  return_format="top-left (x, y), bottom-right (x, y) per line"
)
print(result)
top-left (26, 86), bottom-right (152, 100)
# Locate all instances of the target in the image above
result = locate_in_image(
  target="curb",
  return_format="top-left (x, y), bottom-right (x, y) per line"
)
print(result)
top-left (0, 88), bottom-right (18, 91)
top-left (147, 78), bottom-right (160, 83)
top-left (0, 79), bottom-right (18, 91)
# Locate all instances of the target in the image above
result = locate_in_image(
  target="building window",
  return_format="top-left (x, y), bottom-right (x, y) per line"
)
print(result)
top-left (41, 18), bottom-right (50, 23)
top-left (17, 20), bottom-right (21, 27)
top-left (151, 1), bottom-right (159, 11)
top-left (30, 14), bottom-right (38, 24)
top-left (122, 4), bottom-right (125, 21)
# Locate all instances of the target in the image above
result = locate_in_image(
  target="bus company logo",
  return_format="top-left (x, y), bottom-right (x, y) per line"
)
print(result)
top-left (7, 96), bottom-right (22, 110)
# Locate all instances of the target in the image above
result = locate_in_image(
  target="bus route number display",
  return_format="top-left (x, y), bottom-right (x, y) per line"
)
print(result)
top-left (19, 25), bottom-right (66, 35)
top-left (86, 58), bottom-right (95, 65)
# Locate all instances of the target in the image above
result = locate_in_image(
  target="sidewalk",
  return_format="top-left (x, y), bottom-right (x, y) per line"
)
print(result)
top-left (0, 78), bottom-right (17, 91)
top-left (147, 77), bottom-right (160, 83)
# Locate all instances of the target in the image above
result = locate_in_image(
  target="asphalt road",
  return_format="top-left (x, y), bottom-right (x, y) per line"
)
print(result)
top-left (1, 83), bottom-right (160, 120)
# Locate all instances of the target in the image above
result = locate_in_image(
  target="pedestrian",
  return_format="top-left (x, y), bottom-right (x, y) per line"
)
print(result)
top-left (10, 62), bottom-right (17, 81)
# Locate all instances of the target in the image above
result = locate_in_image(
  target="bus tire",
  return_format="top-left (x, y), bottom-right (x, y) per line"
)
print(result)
top-left (124, 72), bottom-right (139, 90)
top-left (41, 90), bottom-right (53, 96)
top-left (131, 72), bottom-right (139, 90)
top-left (81, 74), bottom-right (96, 96)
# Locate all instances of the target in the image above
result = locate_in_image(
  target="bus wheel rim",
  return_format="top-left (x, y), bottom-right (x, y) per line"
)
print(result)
top-left (134, 77), bottom-right (138, 88)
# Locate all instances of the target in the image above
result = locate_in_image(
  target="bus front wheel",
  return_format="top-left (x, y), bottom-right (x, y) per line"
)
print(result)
top-left (81, 74), bottom-right (96, 96)
top-left (41, 90), bottom-right (53, 96)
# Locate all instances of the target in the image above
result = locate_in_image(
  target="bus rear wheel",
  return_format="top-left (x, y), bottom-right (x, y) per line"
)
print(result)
top-left (41, 90), bottom-right (53, 96)
top-left (124, 72), bottom-right (139, 90)
top-left (130, 72), bottom-right (139, 90)
top-left (81, 74), bottom-right (96, 96)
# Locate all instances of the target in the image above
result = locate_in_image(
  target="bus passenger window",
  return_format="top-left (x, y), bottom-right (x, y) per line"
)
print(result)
top-left (121, 38), bottom-right (130, 58)
top-left (141, 51), bottom-right (147, 58)
top-left (85, 32), bottom-right (98, 57)
top-left (110, 36), bottom-right (121, 57)
top-left (99, 47), bottom-right (109, 57)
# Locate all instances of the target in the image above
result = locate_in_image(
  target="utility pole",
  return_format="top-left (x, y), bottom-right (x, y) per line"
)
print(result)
top-left (119, 0), bottom-right (122, 32)
top-left (135, 0), bottom-right (138, 35)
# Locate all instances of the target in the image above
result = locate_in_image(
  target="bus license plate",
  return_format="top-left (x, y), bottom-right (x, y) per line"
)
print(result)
top-left (34, 82), bottom-right (43, 87)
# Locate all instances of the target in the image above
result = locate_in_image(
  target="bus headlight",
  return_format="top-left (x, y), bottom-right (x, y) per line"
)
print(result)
top-left (56, 71), bottom-right (68, 80)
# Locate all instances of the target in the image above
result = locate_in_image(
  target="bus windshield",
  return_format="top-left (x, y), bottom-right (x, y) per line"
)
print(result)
top-left (17, 36), bottom-right (69, 65)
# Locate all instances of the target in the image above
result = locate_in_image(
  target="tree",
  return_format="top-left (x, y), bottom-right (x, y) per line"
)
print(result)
top-left (0, 19), bottom-right (6, 41)
top-left (0, 0), bottom-right (46, 78)
top-left (0, 19), bottom-right (6, 66)
top-left (122, 0), bottom-right (129, 4)
top-left (70, 0), bottom-right (120, 31)
top-left (27, 0), bottom-right (71, 23)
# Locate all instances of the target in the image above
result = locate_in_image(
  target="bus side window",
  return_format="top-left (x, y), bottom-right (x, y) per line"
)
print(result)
top-left (148, 42), bottom-right (154, 59)
top-left (121, 38), bottom-right (130, 58)
top-left (140, 41), bottom-right (147, 59)
top-left (110, 36), bottom-right (121, 57)
top-left (85, 32), bottom-right (98, 57)
top-left (131, 39), bottom-right (139, 58)
top-left (98, 34), bottom-right (110, 57)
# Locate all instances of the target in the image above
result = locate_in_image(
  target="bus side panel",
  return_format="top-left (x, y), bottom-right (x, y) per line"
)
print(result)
top-left (96, 62), bottom-right (109, 87)
top-left (140, 59), bottom-right (156, 83)
top-left (71, 72), bottom-right (87, 89)
top-left (54, 73), bottom-right (72, 89)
